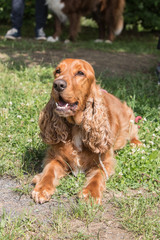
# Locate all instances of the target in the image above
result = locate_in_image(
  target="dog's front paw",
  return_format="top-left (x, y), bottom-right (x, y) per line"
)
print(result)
top-left (79, 188), bottom-right (102, 204)
top-left (32, 185), bottom-right (55, 204)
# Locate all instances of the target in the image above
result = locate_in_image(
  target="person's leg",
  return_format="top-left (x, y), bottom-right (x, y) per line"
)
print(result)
top-left (11, 0), bottom-right (25, 31)
top-left (35, 0), bottom-right (47, 39)
top-left (5, 0), bottom-right (24, 39)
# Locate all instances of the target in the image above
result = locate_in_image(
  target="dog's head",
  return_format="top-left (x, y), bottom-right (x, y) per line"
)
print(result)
top-left (52, 58), bottom-right (95, 119)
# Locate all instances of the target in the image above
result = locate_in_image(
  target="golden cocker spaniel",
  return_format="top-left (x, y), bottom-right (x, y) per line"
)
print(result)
top-left (32, 58), bottom-right (141, 204)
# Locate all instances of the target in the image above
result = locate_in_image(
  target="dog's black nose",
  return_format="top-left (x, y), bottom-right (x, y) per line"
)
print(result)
top-left (53, 79), bottom-right (67, 92)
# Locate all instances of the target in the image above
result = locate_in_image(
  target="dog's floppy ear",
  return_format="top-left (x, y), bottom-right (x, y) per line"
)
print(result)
top-left (82, 85), bottom-right (113, 153)
top-left (39, 97), bottom-right (69, 145)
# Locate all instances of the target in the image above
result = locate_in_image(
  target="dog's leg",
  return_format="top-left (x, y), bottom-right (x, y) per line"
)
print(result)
top-left (47, 16), bottom-right (62, 42)
top-left (97, 19), bottom-right (105, 40)
top-left (32, 159), bottom-right (66, 204)
top-left (68, 13), bottom-right (81, 41)
top-left (92, 10), bottom-right (105, 41)
top-left (80, 149), bottom-right (115, 204)
top-left (107, 28), bottom-right (115, 42)
top-left (53, 16), bottom-right (62, 40)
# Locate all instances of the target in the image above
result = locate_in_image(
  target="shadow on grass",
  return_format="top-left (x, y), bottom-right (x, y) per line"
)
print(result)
top-left (22, 145), bottom-right (46, 175)
top-left (0, 43), bottom-right (62, 71)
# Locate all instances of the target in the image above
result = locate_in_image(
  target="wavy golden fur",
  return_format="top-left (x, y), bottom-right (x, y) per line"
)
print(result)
top-left (32, 58), bottom-right (141, 204)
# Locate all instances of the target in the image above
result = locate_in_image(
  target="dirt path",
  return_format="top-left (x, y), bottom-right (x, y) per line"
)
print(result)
top-left (35, 49), bottom-right (158, 75)
top-left (0, 47), bottom-right (158, 76)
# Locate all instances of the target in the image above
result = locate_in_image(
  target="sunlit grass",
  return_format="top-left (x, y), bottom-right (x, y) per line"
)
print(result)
top-left (113, 194), bottom-right (160, 240)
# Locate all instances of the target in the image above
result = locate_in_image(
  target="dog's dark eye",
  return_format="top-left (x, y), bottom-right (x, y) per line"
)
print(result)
top-left (76, 71), bottom-right (85, 76)
top-left (55, 68), bottom-right (61, 74)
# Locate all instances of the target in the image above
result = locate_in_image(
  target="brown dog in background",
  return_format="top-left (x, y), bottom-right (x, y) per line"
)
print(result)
top-left (46, 0), bottom-right (125, 43)
top-left (32, 58), bottom-right (141, 204)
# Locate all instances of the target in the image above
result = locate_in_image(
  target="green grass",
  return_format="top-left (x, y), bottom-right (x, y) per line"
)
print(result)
top-left (0, 63), bottom-right (52, 177)
top-left (113, 194), bottom-right (160, 240)
top-left (0, 34), bottom-right (158, 55)
top-left (0, 24), bottom-right (159, 55)
top-left (0, 211), bottom-right (38, 240)
top-left (0, 26), bottom-right (160, 239)
top-left (56, 173), bottom-right (86, 197)
top-left (70, 199), bottom-right (104, 226)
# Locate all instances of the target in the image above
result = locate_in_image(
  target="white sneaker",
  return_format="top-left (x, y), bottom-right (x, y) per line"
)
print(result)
top-left (5, 28), bottom-right (21, 40)
top-left (35, 28), bottom-right (46, 40)
top-left (47, 36), bottom-right (59, 43)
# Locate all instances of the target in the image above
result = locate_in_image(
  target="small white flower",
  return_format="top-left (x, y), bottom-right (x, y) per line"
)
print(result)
top-left (141, 150), bottom-right (145, 154)
top-left (132, 148), bottom-right (136, 153)
top-left (130, 119), bottom-right (134, 123)
top-left (30, 118), bottom-right (34, 122)
top-left (141, 156), bottom-right (145, 159)
top-left (152, 134), bottom-right (156, 137)
top-left (149, 141), bottom-right (154, 145)
top-left (119, 172), bottom-right (123, 176)
top-left (17, 115), bottom-right (22, 119)
top-left (155, 127), bottom-right (160, 132)
top-left (9, 101), bottom-right (12, 105)
top-left (27, 139), bottom-right (32, 143)
top-left (130, 143), bottom-right (135, 147)
top-left (8, 135), bottom-right (12, 138)
top-left (143, 117), bottom-right (147, 121)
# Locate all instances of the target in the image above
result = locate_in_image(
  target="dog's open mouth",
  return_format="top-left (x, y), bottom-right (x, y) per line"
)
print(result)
top-left (55, 96), bottom-right (78, 114)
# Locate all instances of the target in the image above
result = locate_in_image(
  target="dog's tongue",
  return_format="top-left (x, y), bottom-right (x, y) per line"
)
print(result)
top-left (58, 97), bottom-right (68, 107)
top-left (56, 96), bottom-right (78, 110)
top-left (59, 100), bottom-right (67, 107)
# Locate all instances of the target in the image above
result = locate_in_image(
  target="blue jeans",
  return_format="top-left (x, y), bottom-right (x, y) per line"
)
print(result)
top-left (11, 0), bottom-right (47, 32)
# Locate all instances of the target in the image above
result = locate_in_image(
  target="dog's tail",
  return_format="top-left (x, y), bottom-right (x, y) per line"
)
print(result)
top-left (113, 0), bottom-right (125, 36)
top-left (105, 0), bottom-right (125, 39)
top-left (114, 15), bottom-right (124, 36)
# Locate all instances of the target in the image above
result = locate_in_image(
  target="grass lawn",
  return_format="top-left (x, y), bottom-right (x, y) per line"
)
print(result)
top-left (0, 24), bottom-right (160, 239)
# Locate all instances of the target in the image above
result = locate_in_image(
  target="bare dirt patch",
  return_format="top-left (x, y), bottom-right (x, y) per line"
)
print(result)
top-left (32, 49), bottom-right (158, 75)
top-left (0, 47), bottom-right (158, 76)
top-left (0, 177), bottom-right (134, 239)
